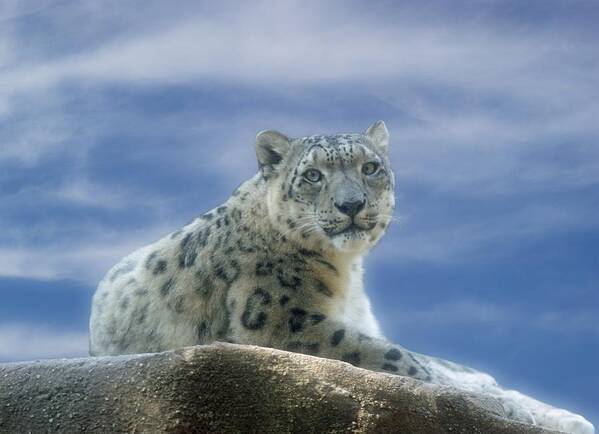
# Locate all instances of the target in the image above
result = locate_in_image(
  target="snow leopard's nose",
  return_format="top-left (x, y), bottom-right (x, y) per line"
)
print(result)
top-left (334, 199), bottom-right (365, 218)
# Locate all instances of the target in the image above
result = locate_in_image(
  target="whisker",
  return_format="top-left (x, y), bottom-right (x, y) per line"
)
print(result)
top-left (275, 217), bottom-right (319, 241)
top-left (369, 214), bottom-right (401, 223)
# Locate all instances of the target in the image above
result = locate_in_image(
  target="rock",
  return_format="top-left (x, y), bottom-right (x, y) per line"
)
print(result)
top-left (0, 342), bottom-right (559, 433)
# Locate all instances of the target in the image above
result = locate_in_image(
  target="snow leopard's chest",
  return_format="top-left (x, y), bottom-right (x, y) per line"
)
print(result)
top-left (329, 262), bottom-right (383, 339)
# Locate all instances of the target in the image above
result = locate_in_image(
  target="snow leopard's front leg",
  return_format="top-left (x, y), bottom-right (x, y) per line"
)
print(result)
top-left (413, 354), bottom-right (595, 434)
top-left (226, 282), bottom-right (434, 381)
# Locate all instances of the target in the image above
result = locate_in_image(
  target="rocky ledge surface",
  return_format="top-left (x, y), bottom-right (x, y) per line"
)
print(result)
top-left (0, 342), bottom-right (558, 433)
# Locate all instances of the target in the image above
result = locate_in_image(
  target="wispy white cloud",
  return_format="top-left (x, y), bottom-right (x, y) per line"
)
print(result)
top-left (0, 109), bottom-right (72, 166)
top-left (532, 310), bottom-right (599, 337)
top-left (1, 0), bottom-right (596, 188)
top-left (392, 104), bottom-right (599, 195)
top-left (390, 300), bottom-right (513, 326)
top-left (51, 177), bottom-right (178, 211)
top-left (0, 0), bottom-right (52, 23)
top-left (1, 1), bottom-right (596, 103)
top-left (0, 223), bottom-right (175, 284)
top-left (372, 201), bottom-right (595, 264)
top-left (382, 299), bottom-right (599, 339)
top-left (0, 323), bottom-right (88, 361)
top-left (0, 5), bottom-right (579, 79)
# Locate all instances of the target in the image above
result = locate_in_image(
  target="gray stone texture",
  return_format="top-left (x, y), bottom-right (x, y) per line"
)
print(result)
top-left (0, 343), bottom-right (558, 433)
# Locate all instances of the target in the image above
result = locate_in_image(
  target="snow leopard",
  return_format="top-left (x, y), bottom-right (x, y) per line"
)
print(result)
top-left (89, 121), bottom-right (594, 434)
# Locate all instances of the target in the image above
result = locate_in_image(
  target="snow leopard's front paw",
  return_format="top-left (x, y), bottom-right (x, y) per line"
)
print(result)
top-left (497, 397), bottom-right (536, 425)
top-left (538, 409), bottom-right (594, 434)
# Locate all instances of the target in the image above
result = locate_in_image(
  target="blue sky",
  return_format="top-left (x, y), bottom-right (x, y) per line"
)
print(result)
top-left (0, 0), bottom-right (597, 425)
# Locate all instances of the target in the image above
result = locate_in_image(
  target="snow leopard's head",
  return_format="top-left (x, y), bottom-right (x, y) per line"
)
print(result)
top-left (256, 121), bottom-right (395, 254)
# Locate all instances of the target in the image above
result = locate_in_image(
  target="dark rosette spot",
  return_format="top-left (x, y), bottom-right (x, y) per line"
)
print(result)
top-left (231, 208), bottom-right (242, 222)
top-left (169, 295), bottom-right (185, 314)
top-left (330, 329), bottom-right (345, 346)
top-left (119, 297), bottom-right (130, 310)
top-left (256, 261), bottom-right (274, 276)
top-left (288, 308), bottom-right (307, 333)
top-left (197, 321), bottom-right (208, 341)
top-left (194, 270), bottom-right (214, 297)
top-left (214, 260), bottom-right (240, 285)
top-left (241, 288), bottom-right (272, 330)
top-left (153, 260), bottom-right (167, 275)
top-left (279, 295), bottom-right (290, 306)
top-left (309, 313), bottom-right (326, 324)
top-left (237, 239), bottom-right (255, 253)
top-left (198, 227), bottom-right (211, 248)
top-left (160, 278), bottom-right (175, 297)
top-left (179, 233), bottom-right (198, 268)
top-left (384, 348), bottom-right (402, 361)
top-left (315, 280), bottom-right (333, 297)
top-left (134, 303), bottom-right (149, 324)
top-left (277, 272), bottom-right (302, 290)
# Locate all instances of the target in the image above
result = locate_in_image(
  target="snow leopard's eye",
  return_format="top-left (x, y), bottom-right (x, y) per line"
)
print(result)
top-left (303, 169), bottom-right (322, 183)
top-left (362, 161), bottom-right (379, 176)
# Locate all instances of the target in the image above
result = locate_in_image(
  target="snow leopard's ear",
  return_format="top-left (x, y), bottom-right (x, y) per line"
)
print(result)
top-left (255, 130), bottom-right (291, 178)
top-left (364, 120), bottom-right (389, 154)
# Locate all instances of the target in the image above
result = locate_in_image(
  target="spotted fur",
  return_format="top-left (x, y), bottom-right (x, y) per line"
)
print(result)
top-left (89, 121), bottom-right (593, 434)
